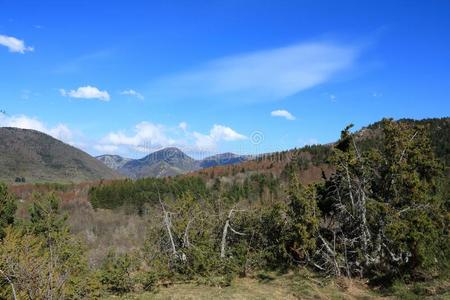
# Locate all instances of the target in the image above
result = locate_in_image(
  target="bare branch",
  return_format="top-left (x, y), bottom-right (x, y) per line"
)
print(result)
top-left (0, 268), bottom-right (17, 300)
top-left (220, 208), bottom-right (246, 259)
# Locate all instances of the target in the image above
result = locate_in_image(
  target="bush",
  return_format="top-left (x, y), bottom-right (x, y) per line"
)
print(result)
top-left (100, 251), bottom-right (135, 294)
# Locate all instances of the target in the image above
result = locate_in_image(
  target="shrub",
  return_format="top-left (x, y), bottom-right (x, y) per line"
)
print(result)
top-left (100, 251), bottom-right (135, 294)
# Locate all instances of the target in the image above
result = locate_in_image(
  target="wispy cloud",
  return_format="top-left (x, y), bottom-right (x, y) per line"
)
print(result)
top-left (60, 85), bottom-right (111, 101)
top-left (53, 49), bottom-right (113, 74)
top-left (372, 92), bottom-right (382, 98)
top-left (148, 41), bottom-right (361, 103)
top-left (0, 34), bottom-right (33, 53)
top-left (120, 89), bottom-right (144, 100)
top-left (271, 109), bottom-right (296, 120)
top-left (94, 144), bottom-right (119, 153)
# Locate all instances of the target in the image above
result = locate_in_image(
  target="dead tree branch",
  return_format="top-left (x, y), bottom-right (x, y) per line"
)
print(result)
top-left (0, 268), bottom-right (17, 300)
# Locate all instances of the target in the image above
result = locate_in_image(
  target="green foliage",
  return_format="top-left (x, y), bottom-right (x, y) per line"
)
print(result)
top-left (247, 203), bottom-right (291, 270)
top-left (286, 177), bottom-right (320, 261)
top-left (0, 193), bottom-right (101, 299)
top-left (89, 176), bottom-right (208, 213)
top-left (373, 119), bottom-right (446, 279)
top-left (100, 251), bottom-right (136, 294)
top-left (317, 119), bottom-right (448, 283)
top-left (138, 271), bottom-right (159, 292)
top-left (28, 192), bottom-right (68, 236)
top-left (0, 183), bottom-right (16, 240)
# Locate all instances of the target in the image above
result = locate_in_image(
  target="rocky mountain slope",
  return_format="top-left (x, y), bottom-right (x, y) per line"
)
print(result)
top-left (96, 154), bottom-right (132, 170)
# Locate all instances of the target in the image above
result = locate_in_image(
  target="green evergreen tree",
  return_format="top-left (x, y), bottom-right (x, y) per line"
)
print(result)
top-left (287, 176), bottom-right (320, 261)
top-left (0, 183), bottom-right (16, 240)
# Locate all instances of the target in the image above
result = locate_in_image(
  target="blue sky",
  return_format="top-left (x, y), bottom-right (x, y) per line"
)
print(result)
top-left (0, 0), bottom-right (449, 158)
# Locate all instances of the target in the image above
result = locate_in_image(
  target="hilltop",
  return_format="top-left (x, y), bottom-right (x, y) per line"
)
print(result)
top-left (0, 127), bottom-right (121, 183)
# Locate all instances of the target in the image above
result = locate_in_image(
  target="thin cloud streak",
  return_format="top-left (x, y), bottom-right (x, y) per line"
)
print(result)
top-left (120, 89), bottom-right (144, 100)
top-left (148, 41), bottom-right (361, 103)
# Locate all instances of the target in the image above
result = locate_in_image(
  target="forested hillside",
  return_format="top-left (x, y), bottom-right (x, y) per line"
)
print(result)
top-left (194, 117), bottom-right (450, 181)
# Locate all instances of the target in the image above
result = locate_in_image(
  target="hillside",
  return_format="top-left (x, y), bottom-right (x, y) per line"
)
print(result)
top-left (194, 117), bottom-right (450, 182)
top-left (199, 152), bottom-right (250, 168)
top-left (0, 127), bottom-right (121, 183)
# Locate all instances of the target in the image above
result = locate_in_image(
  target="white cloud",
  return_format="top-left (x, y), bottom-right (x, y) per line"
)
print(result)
top-left (100, 122), bottom-right (174, 153)
top-left (192, 132), bottom-right (216, 151)
top-left (94, 144), bottom-right (119, 153)
top-left (0, 34), bottom-right (34, 53)
top-left (193, 125), bottom-right (247, 151)
top-left (0, 114), bottom-right (74, 143)
top-left (210, 125), bottom-right (247, 141)
top-left (48, 124), bottom-right (74, 142)
top-left (179, 122), bottom-right (188, 131)
top-left (148, 41), bottom-right (360, 103)
top-left (120, 89), bottom-right (144, 100)
top-left (60, 85), bottom-right (110, 101)
top-left (271, 109), bottom-right (296, 121)
top-left (96, 122), bottom-right (246, 154)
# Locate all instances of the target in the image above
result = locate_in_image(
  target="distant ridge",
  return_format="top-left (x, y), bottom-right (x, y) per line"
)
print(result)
top-left (119, 147), bottom-right (199, 178)
top-left (199, 152), bottom-right (250, 169)
top-left (0, 127), bottom-right (121, 183)
top-left (97, 148), bottom-right (250, 178)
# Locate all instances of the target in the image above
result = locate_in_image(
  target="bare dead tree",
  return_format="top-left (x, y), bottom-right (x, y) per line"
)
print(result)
top-left (220, 208), bottom-right (246, 259)
top-left (182, 218), bottom-right (194, 248)
top-left (157, 189), bottom-right (177, 257)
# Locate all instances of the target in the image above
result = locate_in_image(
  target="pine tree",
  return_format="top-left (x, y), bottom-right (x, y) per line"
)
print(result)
top-left (287, 176), bottom-right (320, 261)
top-left (0, 183), bottom-right (16, 240)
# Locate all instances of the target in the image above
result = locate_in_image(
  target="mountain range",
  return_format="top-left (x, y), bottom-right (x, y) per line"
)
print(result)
top-left (96, 148), bottom-right (251, 178)
top-left (1, 117), bottom-right (447, 183)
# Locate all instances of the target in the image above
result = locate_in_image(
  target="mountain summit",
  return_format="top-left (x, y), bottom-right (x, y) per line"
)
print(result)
top-left (119, 147), bottom-right (200, 178)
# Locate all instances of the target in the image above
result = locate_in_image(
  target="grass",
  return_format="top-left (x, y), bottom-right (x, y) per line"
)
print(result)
top-left (102, 271), bottom-right (386, 300)
top-left (386, 277), bottom-right (450, 300)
